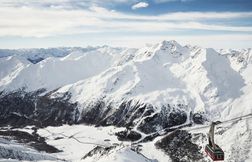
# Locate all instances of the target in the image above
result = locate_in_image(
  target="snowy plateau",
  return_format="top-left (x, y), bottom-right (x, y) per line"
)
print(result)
top-left (0, 40), bottom-right (251, 162)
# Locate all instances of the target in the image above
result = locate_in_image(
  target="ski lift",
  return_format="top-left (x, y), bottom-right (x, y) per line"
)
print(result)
top-left (205, 122), bottom-right (224, 161)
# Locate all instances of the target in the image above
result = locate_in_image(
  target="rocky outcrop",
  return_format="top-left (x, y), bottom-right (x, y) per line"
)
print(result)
top-left (0, 89), bottom-right (79, 128)
top-left (0, 130), bottom-right (61, 153)
top-left (80, 100), bottom-right (188, 135)
top-left (82, 145), bottom-right (116, 160)
top-left (0, 129), bottom-right (61, 161)
top-left (0, 90), bottom-right (195, 139)
top-left (115, 129), bottom-right (142, 141)
top-left (155, 130), bottom-right (204, 162)
top-left (138, 105), bottom-right (187, 134)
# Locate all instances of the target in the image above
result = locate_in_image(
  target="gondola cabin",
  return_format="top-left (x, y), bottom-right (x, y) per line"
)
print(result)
top-left (205, 144), bottom-right (224, 161)
top-left (206, 122), bottom-right (224, 161)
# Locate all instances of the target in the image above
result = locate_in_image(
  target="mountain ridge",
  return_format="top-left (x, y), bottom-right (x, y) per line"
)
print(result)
top-left (0, 40), bottom-right (251, 122)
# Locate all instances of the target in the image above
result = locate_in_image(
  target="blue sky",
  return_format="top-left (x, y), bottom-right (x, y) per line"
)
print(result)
top-left (0, 0), bottom-right (252, 49)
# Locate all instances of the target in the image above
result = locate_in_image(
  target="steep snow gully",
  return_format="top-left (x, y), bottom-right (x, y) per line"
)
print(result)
top-left (0, 40), bottom-right (251, 162)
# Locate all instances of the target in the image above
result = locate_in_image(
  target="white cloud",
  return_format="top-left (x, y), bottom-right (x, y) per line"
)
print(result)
top-left (154, 0), bottom-right (191, 3)
top-left (0, 0), bottom-right (251, 49)
top-left (0, 0), bottom-right (138, 9)
top-left (131, 2), bottom-right (149, 10)
top-left (154, 0), bottom-right (176, 3)
top-left (0, 2), bottom-right (252, 38)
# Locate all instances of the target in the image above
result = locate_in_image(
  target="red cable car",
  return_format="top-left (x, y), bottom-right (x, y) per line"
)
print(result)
top-left (205, 122), bottom-right (224, 161)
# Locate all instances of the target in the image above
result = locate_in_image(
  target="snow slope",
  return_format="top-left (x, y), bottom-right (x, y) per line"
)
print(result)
top-left (0, 47), bottom-right (134, 92)
top-left (53, 40), bottom-right (251, 121)
top-left (37, 125), bottom-right (157, 162)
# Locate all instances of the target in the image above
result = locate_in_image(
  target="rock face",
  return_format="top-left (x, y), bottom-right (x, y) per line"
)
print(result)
top-left (0, 90), bottom-right (79, 128)
top-left (0, 129), bottom-right (60, 161)
top-left (0, 130), bottom-right (61, 153)
top-left (79, 100), bottom-right (189, 135)
top-left (0, 145), bottom-right (56, 161)
top-left (192, 113), bottom-right (206, 125)
top-left (82, 145), bottom-right (116, 160)
top-left (115, 129), bottom-right (142, 141)
top-left (0, 90), bottom-right (189, 136)
top-left (138, 105), bottom-right (187, 134)
top-left (155, 130), bottom-right (204, 162)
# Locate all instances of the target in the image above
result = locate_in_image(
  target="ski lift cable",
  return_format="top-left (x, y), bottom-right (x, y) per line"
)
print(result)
top-left (134, 113), bottom-right (252, 144)
top-left (184, 113), bottom-right (252, 132)
top-left (218, 113), bottom-right (252, 124)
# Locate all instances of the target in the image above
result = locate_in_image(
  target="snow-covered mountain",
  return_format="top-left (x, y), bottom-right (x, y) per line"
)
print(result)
top-left (0, 47), bottom-right (99, 63)
top-left (0, 40), bottom-right (251, 162)
top-left (1, 40), bottom-right (251, 120)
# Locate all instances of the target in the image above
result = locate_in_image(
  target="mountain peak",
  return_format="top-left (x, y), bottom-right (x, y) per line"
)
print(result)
top-left (160, 40), bottom-right (182, 49)
top-left (156, 40), bottom-right (184, 53)
top-left (150, 40), bottom-right (189, 60)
